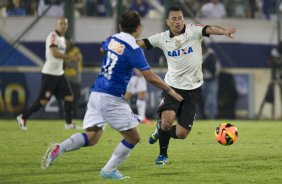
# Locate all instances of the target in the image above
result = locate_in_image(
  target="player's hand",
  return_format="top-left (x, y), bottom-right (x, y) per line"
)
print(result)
top-left (167, 88), bottom-right (183, 102)
top-left (224, 28), bottom-right (236, 39)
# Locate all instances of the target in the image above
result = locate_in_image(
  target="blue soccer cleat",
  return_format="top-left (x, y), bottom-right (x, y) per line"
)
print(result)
top-left (155, 155), bottom-right (168, 166)
top-left (148, 121), bottom-right (161, 144)
top-left (100, 170), bottom-right (130, 179)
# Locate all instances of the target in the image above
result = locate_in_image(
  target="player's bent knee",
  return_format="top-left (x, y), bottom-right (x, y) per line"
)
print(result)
top-left (176, 130), bottom-right (189, 139)
top-left (177, 133), bottom-right (188, 139)
top-left (162, 123), bottom-right (173, 131)
top-left (126, 135), bottom-right (140, 145)
top-left (130, 135), bottom-right (140, 144)
top-left (88, 139), bottom-right (99, 146)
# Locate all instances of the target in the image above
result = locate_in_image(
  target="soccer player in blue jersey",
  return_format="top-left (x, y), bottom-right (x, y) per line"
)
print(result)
top-left (41, 10), bottom-right (183, 179)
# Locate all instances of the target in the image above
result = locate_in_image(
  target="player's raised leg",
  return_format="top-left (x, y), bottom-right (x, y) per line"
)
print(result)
top-left (41, 129), bottom-right (103, 169)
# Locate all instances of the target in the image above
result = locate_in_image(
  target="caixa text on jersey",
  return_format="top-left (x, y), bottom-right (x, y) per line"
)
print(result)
top-left (167, 47), bottom-right (193, 57)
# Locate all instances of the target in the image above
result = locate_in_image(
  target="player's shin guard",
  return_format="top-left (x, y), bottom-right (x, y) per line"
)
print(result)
top-left (158, 128), bottom-right (171, 157)
top-left (63, 100), bottom-right (73, 124)
top-left (22, 100), bottom-right (42, 119)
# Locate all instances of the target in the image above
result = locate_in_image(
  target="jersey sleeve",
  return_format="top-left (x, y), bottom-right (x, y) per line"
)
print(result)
top-left (129, 48), bottom-right (151, 71)
top-left (101, 36), bottom-right (111, 52)
top-left (190, 23), bottom-right (208, 38)
top-left (147, 33), bottom-right (162, 48)
top-left (49, 32), bottom-right (58, 48)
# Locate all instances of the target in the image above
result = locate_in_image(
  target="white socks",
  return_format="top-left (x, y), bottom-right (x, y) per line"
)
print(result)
top-left (136, 99), bottom-right (146, 120)
top-left (102, 139), bottom-right (135, 173)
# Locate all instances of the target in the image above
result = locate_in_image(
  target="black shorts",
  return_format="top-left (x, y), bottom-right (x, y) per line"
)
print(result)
top-left (39, 74), bottom-right (72, 100)
top-left (158, 86), bottom-right (201, 130)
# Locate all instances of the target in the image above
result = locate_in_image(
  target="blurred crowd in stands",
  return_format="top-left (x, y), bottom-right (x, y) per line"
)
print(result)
top-left (0, 0), bottom-right (280, 20)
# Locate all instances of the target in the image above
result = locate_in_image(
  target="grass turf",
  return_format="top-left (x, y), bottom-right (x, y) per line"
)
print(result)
top-left (0, 119), bottom-right (281, 184)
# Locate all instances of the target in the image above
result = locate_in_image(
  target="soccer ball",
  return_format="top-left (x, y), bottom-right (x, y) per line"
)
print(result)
top-left (215, 123), bottom-right (238, 145)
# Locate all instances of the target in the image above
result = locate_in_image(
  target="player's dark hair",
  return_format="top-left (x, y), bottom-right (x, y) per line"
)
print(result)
top-left (119, 10), bottom-right (141, 33)
top-left (167, 6), bottom-right (183, 18)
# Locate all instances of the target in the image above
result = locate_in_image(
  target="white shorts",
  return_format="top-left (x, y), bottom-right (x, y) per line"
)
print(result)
top-left (126, 75), bottom-right (147, 94)
top-left (83, 92), bottom-right (139, 131)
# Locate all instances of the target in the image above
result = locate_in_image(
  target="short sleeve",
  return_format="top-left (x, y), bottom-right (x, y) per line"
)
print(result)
top-left (190, 23), bottom-right (207, 38)
top-left (129, 48), bottom-right (151, 71)
top-left (49, 32), bottom-right (58, 48)
top-left (147, 33), bottom-right (162, 48)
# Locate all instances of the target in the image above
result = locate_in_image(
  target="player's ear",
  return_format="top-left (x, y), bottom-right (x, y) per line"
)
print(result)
top-left (166, 19), bottom-right (170, 27)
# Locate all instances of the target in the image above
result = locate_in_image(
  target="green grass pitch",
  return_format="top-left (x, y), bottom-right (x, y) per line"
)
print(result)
top-left (0, 119), bottom-right (282, 184)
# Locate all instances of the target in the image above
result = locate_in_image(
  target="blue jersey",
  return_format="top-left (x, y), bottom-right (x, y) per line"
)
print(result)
top-left (91, 32), bottom-right (151, 97)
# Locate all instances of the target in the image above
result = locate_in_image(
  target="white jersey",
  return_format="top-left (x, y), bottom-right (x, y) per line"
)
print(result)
top-left (42, 31), bottom-right (66, 76)
top-left (147, 23), bottom-right (208, 90)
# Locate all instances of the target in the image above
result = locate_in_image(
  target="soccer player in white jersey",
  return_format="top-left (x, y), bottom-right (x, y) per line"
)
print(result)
top-left (125, 68), bottom-right (152, 124)
top-left (41, 11), bottom-right (183, 179)
top-left (16, 17), bottom-right (80, 130)
top-left (137, 6), bottom-right (236, 165)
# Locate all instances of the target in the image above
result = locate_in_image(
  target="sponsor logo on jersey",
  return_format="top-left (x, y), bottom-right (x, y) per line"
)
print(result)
top-left (58, 46), bottom-right (65, 52)
top-left (168, 47), bottom-right (193, 57)
top-left (108, 39), bottom-right (125, 55)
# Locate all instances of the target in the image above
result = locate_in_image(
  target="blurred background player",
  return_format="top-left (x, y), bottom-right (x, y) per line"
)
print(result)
top-left (41, 10), bottom-right (182, 180)
top-left (125, 68), bottom-right (152, 124)
top-left (16, 17), bottom-right (80, 130)
top-left (200, 41), bottom-right (221, 119)
top-left (64, 38), bottom-right (83, 118)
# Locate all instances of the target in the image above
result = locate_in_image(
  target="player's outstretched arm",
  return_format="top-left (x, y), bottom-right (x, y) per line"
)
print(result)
top-left (136, 39), bottom-right (147, 49)
top-left (141, 70), bottom-right (183, 102)
top-left (206, 26), bottom-right (236, 39)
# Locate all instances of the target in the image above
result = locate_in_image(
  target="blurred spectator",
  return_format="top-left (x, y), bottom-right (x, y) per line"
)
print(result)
top-left (180, 0), bottom-right (202, 18)
top-left (223, 0), bottom-right (252, 18)
top-left (129, 0), bottom-right (151, 17)
top-left (201, 42), bottom-right (221, 119)
top-left (84, 0), bottom-right (112, 17)
top-left (6, 0), bottom-right (26, 16)
top-left (260, 0), bottom-right (276, 20)
top-left (96, 0), bottom-right (112, 16)
top-left (157, 0), bottom-right (164, 5)
top-left (37, 0), bottom-right (64, 17)
top-left (248, 0), bottom-right (258, 18)
top-left (84, 0), bottom-right (96, 16)
top-left (0, 1), bottom-right (7, 17)
top-left (199, 0), bottom-right (226, 18)
top-left (64, 38), bottom-right (83, 118)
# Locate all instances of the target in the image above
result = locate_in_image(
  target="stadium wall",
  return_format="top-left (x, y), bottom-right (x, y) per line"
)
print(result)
top-left (0, 17), bottom-right (281, 119)
top-left (0, 17), bottom-right (277, 67)
top-left (0, 67), bottom-right (280, 119)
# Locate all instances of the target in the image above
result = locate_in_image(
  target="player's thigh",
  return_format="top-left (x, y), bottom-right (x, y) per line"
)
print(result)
top-left (126, 76), bottom-right (138, 94)
top-left (83, 92), bottom-right (107, 130)
top-left (56, 75), bottom-right (72, 99)
top-left (135, 76), bottom-right (147, 92)
top-left (38, 74), bottom-right (59, 100)
top-left (102, 94), bottom-right (139, 132)
top-left (158, 90), bottom-right (180, 121)
top-left (178, 87), bottom-right (201, 130)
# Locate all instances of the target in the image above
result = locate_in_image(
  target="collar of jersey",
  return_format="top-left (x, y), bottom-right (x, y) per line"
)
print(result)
top-left (55, 30), bottom-right (62, 37)
top-left (169, 24), bottom-right (186, 38)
